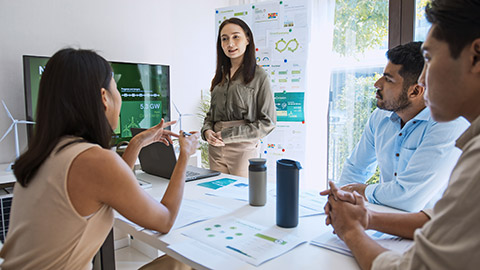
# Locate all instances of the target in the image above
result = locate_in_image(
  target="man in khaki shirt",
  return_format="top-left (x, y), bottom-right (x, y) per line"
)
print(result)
top-left (321, 0), bottom-right (480, 269)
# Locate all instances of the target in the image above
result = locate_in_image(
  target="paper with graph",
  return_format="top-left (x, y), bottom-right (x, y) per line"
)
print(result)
top-left (182, 217), bottom-right (307, 266)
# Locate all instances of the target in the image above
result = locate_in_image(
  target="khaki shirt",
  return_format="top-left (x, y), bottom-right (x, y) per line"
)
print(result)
top-left (372, 115), bottom-right (480, 269)
top-left (201, 66), bottom-right (276, 144)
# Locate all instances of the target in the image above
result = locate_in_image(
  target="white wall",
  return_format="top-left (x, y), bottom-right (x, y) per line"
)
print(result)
top-left (0, 0), bottom-right (230, 163)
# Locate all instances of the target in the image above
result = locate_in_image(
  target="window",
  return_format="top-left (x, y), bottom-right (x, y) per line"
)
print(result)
top-left (327, 0), bottom-right (388, 183)
top-left (414, 0), bottom-right (431, 41)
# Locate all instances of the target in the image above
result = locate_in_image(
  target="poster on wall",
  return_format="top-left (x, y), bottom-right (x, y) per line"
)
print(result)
top-left (215, 5), bottom-right (253, 37)
top-left (260, 122), bottom-right (306, 179)
top-left (267, 60), bottom-right (306, 93)
top-left (275, 92), bottom-right (305, 122)
top-left (268, 27), bottom-right (309, 61)
top-left (252, 2), bottom-right (281, 48)
top-left (215, 0), bottom-right (310, 178)
top-left (281, 0), bottom-right (310, 29)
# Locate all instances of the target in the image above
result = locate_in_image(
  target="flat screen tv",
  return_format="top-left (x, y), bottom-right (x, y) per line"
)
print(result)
top-left (22, 55), bottom-right (170, 144)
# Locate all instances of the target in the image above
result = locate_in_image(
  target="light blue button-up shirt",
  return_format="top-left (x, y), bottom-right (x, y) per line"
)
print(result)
top-left (338, 107), bottom-right (469, 212)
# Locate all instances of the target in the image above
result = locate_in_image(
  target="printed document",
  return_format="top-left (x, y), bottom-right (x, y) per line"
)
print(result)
top-left (116, 199), bottom-right (228, 233)
top-left (182, 217), bottom-right (307, 266)
top-left (311, 230), bottom-right (414, 257)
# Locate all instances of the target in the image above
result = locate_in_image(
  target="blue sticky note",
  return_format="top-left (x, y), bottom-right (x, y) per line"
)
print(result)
top-left (197, 178), bottom-right (237, 190)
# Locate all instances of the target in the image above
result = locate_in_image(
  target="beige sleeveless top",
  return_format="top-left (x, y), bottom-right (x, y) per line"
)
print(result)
top-left (0, 137), bottom-right (114, 270)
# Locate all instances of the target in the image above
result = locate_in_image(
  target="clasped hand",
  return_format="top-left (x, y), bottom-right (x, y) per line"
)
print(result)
top-left (339, 183), bottom-right (368, 199)
top-left (204, 129), bottom-right (225, 146)
top-left (320, 181), bottom-right (370, 240)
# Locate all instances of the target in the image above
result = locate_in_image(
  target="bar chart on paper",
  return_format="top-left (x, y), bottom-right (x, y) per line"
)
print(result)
top-left (181, 218), bottom-right (307, 266)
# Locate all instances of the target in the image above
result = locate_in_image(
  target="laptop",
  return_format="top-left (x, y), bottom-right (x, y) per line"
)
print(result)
top-left (131, 128), bottom-right (220, 181)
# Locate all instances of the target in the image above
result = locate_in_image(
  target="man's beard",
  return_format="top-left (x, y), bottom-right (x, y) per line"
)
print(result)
top-left (376, 86), bottom-right (411, 112)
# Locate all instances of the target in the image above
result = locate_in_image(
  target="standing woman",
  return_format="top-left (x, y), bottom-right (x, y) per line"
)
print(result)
top-left (0, 48), bottom-right (198, 269)
top-left (202, 18), bottom-right (276, 177)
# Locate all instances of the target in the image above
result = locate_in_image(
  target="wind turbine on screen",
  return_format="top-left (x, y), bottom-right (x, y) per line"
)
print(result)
top-left (0, 100), bottom-right (35, 164)
top-left (172, 101), bottom-right (194, 132)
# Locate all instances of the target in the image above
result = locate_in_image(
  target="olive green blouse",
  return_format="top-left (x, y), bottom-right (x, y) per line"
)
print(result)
top-left (201, 66), bottom-right (276, 144)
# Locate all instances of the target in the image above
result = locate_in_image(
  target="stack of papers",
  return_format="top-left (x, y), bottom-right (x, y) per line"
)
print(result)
top-left (204, 179), bottom-right (275, 202)
top-left (298, 190), bottom-right (327, 216)
top-left (116, 199), bottom-right (228, 233)
top-left (168, 240), bottom-right (249, 269)
top-left (170, 199), bottom-right (229, 230)
top-left (201, 178), bottom-right (327, 217)
top-left (177, 217), bottom-right (307, 266)
top-left (197, 178), bottom-right (237, 190)
top-left (310, 230), bottom-right (414, 257)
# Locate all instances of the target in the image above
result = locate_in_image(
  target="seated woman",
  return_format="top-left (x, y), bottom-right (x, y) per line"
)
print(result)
top-left (0, 48), bottom-right (199, 269)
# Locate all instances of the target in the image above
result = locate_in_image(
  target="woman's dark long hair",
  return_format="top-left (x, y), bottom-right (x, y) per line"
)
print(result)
top-left (14, 48), bottom-right (114, 187)
top-left (210, 18), bottom-right (257, 91)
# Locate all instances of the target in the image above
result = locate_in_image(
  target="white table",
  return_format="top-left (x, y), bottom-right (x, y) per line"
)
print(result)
top-left (115, 172), bottom-right (403, 270)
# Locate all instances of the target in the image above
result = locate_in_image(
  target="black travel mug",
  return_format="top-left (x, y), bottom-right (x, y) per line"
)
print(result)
top-left (276, 159), bottom-right (302, 228)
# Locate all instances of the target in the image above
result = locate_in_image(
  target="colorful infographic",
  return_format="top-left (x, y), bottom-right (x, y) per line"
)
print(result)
top-left (216, 0), bottom-right (310, 176)
top-left (182, 218), bottom-right (306, 266)
top-left (275, 92), bottom-right (305, 122)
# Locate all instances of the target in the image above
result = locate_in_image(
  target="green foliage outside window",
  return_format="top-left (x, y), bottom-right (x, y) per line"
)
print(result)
top-left (333, 0), bottom-right (388, 56)
top-left (330, 74), bottom-right (381, 184)
top-left (329, 0), bottom-right (391, 185)
top-left (416, 0), bottom-right (430, 19)
top-left (330, 0), bottom-right (430, 185)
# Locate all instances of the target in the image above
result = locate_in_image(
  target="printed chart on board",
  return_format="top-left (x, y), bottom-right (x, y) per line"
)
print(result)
top-left (215, 0), bottom-right (311, 178)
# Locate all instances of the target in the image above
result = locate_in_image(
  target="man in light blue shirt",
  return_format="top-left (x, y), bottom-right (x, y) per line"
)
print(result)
top-left (338, 42), bottom-right (469, 212)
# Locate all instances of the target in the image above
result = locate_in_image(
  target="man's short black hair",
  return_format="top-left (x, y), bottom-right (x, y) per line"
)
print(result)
top-left (426, 0), bottom-right (480, 59)
top-left (387, 41), bottom-right (424, 87)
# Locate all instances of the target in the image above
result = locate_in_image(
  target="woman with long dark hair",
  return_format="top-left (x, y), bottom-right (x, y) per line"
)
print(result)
top-left (201, 18), bottom-right (276, 177)
top-left (0, 48), bottom-right (198, 269)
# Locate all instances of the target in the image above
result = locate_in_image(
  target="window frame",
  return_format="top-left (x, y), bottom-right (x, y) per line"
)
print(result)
top-left (389, 0), bottom-right (415, 48)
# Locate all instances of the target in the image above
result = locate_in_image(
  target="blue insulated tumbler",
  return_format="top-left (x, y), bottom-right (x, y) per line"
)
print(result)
top-left (276, 159), bottom-right (302, 228)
